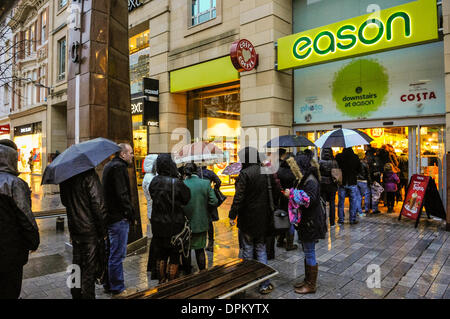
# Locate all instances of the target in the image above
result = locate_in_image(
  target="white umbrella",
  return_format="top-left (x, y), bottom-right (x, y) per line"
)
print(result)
top-left (314, 128), bottom-right (373, 148)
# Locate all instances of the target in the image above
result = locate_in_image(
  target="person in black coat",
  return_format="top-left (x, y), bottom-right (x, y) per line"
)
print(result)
top-left (229, 147), bottom-right (280, 295)
top-left (102, 143), bottom-right (135, 296)
top-left (0, 140), bottom-right (40, 299)
top-left (149, 154), bottom-right (191, 283)
top-left (319, 148), bottom-right (338, 227)
top-left (198, 165), bottom-right (222, 251)
top-left (60, 168), bottom-right (107, 299)
top-left (292, 153), bottom-right (326, 295)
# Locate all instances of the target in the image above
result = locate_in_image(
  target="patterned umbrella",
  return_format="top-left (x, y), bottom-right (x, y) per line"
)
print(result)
top-left (221, 162), bottom-right (242, 175)
top-left (174, 141), bottom-right (224, 165)
top-left (314, 129), bottom-right (373, 148)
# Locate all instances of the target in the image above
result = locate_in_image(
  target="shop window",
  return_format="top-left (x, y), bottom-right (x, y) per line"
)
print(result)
top-left (129, 30), bottom-right (149, 54)
top-left (191, 0), bottom-right (216, 26)
top-left (57, 37), bottom-right (66, 81)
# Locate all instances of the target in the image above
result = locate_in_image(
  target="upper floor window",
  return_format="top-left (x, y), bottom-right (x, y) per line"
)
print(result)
top-left (30, 24), bottom-right (35, 53)
top-left (59, 0), bottom-right (68, 9)
top-left (57, 37), bottom-right (66, 80)
top-left (191, 0), bottom-right (216, 26)
top-left (25, 29), bottom-right (30, 56)
top-left (41, 10), bottom-right (47, 44)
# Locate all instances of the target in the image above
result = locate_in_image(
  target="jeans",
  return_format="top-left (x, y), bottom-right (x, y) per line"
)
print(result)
top-left (240, 230), bottom-right (271, 289)
top-left (107, 219), bottom-right (129, 293)
top-left (302, 241), bottom-right (317, 266)
top-left (338, 184), bottom-right (358, 223)
top-left (357, 181), bottom-right (371, 213)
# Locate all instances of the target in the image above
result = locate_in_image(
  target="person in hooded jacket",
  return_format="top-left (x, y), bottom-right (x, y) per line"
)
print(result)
top-left (356, 151), bottom-right (372, 217)
top-left (149, 154), bottom-right (191, 283)
top-left (0, 140), bottom-right (40, 299)
top-left (142, 154), bottom-right (158, 276)
top-left (229, 147), bottom-right (280, 295)
top-left (183, 163), bottom-right (218, 272)
top-left (276, 150), bottom-right (298, 250)
top-left (292, 153), bottom-right (327, 294)
top-left (319, 148), bottom-right (339, 227)
top-left (60, 167), bottom-right (107, 299)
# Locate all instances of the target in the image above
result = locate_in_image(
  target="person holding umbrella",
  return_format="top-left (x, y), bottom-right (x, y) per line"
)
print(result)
top-left (42, 137), bottom-right (121, 299)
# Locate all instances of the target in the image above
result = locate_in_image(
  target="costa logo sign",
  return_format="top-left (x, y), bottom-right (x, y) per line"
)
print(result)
top-left (277, 0), bottom-right (438, 70)
top-left (400, 91), bottom-right (437, 102)
top-left (230, 39), bottom-right (258, 72)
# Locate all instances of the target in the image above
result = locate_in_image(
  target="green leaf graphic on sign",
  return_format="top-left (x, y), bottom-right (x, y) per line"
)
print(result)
top-left (332, 59), bottom-right (389, 118)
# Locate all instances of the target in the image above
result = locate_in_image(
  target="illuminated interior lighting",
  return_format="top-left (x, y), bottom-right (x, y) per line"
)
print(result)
top-left (217, 110), bottom-right (240, 116)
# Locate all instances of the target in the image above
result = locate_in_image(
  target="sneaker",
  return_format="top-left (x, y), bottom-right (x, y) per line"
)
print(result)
top-left (259, 283), bottom-right (273, 295)
top-left (112, 288), bottom-right (137, 299)
top-left (359, 213), bottom-right (366, 217)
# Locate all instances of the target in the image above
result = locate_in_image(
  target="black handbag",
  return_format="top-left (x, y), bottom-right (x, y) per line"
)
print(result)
top-left (267, 175), bottom-right (291, 232)
top-left (169, 178), bottom-right (191, 258)
top-left (214, 187), bottom-right (227, 207)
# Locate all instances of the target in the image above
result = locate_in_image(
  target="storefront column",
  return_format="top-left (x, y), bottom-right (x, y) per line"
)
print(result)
top-left (444, 0), bottom-right (450, 230)
top-left (148, 1), bottom-right (187, 153)
top-left (239, 1), bottom-right (293, 149)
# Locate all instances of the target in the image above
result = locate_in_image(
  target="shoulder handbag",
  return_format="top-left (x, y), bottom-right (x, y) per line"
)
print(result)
top-left (267, 174), bottom-right (291, 232)
top-left (169, 178), bottom-right (191, 258)
top-left (214, 187), bottom-right (227, 207)
top-left (331, 167), bottom-right (342, 185)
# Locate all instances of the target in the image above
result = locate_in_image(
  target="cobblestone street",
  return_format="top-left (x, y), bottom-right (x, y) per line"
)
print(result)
top-left (20, 177), bottom-right (450, 299)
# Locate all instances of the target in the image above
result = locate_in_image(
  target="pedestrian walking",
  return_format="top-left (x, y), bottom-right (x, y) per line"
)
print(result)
top-left (335, 147), bottom-right (361, 224)
top-left (183, 163), bottom-right (218, 272)
top-left (397, 149), bottom-right (409, 202)
top-left (228, 146), bottom-right (280, 295)
top-left (382, 163), bottom-right (400, 213)
top-left (142, 154), bottom-right (158, 277)
top-left (102, 143), bottom-right (135, 297)
top-left (276, 150), bottom-right (298, 250)
top-left (365, 144), bottom-right (382, 214)
top-left (292, 153), bottom-right (327, 294)
top-left (149, 154), bottom-right (191, 283)
top-left (60, 168), bottom-right (107, 299)
top-left (356, 151), bottom-right (372, 216)
top-left (318, 148), bottom-right (339, 227)
top-left (197, 164), bottom-right (221, 252)
top-left (0, 140), bottom-right (40, 299)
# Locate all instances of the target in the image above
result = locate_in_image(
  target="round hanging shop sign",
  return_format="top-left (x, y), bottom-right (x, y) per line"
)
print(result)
top-left (230, 39), bottom-right (258, 72)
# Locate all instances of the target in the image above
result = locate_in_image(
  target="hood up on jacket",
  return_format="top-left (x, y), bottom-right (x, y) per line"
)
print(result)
top-left (0, 144), bottom-right (20, 176)
top-left (143, 154), bottom-right (158, 174)
top-left (238, 146), bottom-right (265, 170)
top-left (321, 148), bottom-right (334, 161)
top-left (156, 153), bottom-right (179, 177)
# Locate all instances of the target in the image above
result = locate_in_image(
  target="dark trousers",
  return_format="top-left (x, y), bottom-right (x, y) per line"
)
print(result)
top-left (208, 221), bottom-right (214, 243)
top-left (386, 192), bottom-right (395, 210)
top-left (265, 236), bottom-right (275, 259)
top-left (71, 239), bottom-right (99, 299)
top-left (321, 188), bottom-right (336, 225)
top-left (0, 267), bottom-right (23, 299)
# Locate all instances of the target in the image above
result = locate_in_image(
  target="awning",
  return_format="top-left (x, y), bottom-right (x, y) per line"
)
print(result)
top-left (170, 56), bottom-right (239, 93)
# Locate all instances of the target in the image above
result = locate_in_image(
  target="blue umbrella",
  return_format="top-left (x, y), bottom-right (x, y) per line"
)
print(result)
top-left (41, 137), bottom-right (121, 185)
top-left (265, 135), bottom-right (315, 148)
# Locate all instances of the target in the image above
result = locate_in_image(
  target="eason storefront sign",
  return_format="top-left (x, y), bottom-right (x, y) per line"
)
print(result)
top-left (277, 0), bottom-right (438, 70)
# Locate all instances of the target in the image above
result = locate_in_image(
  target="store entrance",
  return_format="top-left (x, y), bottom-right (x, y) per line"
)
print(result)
top-left (299, 124), bottom-right (446, 210)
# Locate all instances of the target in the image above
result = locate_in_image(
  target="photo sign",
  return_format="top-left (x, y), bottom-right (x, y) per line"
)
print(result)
top-left (399, 174), bottom-right (446, 227)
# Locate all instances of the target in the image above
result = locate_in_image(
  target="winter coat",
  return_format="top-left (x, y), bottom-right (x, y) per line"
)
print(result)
top-left (102, 157), bottom-right (134, 226)
top-left (142, 154), bottom-right (158, 220)
top-left (357, 160), bottom-right (372, 184)
top-left (149, 154), bottom-right (191, 238)
top-left (398, 154), bottom-right (409, 180)
top-left (198, 167), bottom-right (221, 221)
top-left (0, 144), bottom-right (40, 272)
top-left (229, 147), bottom-right (281, 238)
top-left (335, 148), bottom-right (361, 186)
top-left (183, 175), bottom-right (218, 233)
top-left (296, 171), bottom-right (326, 242)
top-left (319, 148), bottom-right (338, 192)
top-left (383, 171), bottom-right (400, 193)
top-left (60, 169), bottom-right (107, 241)
top-left (277, 158), bottom-right (297, 212)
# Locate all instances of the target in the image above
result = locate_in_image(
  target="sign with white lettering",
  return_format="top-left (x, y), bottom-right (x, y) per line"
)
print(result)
top-left (128, 0), bottom-right (143, 12)
top-left (230, 39), bottom-right (258, 72)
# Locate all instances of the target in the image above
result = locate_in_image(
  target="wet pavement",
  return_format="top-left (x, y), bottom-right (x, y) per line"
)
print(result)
top-left (19, 174), bottom-right (450, 299)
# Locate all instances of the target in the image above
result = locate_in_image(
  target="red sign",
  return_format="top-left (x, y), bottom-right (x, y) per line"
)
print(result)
top-left (370, 128), bottom-right (383, 138)
top-left (230, 39), bottom-right (258, 72)
top-left (400, 174), bottom-right (430, 220)
top-left (0, 124), bottom-right (10, 134)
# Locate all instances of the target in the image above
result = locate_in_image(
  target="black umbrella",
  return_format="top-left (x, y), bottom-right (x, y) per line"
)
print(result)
top-left (41, 137), bottom-right (120, 185)
top-left (264, 135), bottom-right (315, 148)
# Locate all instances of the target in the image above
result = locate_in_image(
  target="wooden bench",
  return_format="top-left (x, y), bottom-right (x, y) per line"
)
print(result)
top-left (125, 258), bottom-right (279, 299)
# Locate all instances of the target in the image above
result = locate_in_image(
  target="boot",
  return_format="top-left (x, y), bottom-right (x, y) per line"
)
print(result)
top-left (295, 264), bottom-right (318, 294)
top-left (294, 259), bottom-right (308, 288)
top-left (168, 264), bottom-right (179, 281)
top-left (156, 260), bottom-right (167, 284)
top-left (285, 232), bottom-right (298, 251)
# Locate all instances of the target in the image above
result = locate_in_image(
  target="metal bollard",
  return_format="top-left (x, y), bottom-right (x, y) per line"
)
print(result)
top-left (56, 217), bottom-right (65, 232)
